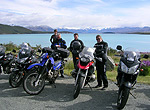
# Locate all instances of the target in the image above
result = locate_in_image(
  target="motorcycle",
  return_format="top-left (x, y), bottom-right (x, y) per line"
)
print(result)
top-left (73, 47), bottom-right (95, 99)
top-left (0, 45), bottom-right (16, 74)
top-left (23, 47), bottom-right (70, 95)
top-left (116, 45), bottom-right (143, 109)
top-left (9, 45), bottom-right (37, 88)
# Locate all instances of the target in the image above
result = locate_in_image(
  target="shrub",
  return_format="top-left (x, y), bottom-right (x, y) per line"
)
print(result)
top-left (139, 60), bottom-right (150, 76)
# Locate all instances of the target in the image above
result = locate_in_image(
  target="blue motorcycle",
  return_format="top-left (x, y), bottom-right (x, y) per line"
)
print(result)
top-left (23, 47), bottom-right (70, 95)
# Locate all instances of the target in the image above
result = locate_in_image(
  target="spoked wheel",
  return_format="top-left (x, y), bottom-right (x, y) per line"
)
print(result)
top-left (117, 86), bottom-right (130, 109)
top-left (73, 76), bottom-right (84, 99)
top-left (23, 72), bottom-right (45, 95)
top-left (9, 72), bottom-right (23, 88)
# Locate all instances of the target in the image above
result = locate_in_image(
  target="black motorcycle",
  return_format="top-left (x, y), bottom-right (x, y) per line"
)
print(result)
top-left (116, 45), bottom-right (143, 109)
top-left (0, 45), bottom-right (16, 74)
top-left (72, 47), bottom-right (96, 99)
top-left (9, 46), bottom-right (38, 88)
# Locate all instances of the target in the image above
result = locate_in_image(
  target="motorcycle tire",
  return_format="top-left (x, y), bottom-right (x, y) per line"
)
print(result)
top-left (9, 72), bottom-right (23, 88)
top-left (117, 86), bottom-right (130, 109)
top-left (73, 76), bottom-right (84, 99)
top-left (23, 72), bottom-right (45, 95)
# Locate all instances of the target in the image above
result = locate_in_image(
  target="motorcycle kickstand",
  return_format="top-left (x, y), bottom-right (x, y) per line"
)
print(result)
top-left (87, 83), bottom-right (92, 90)
top-left (129, 91), bottom-right (136, 99)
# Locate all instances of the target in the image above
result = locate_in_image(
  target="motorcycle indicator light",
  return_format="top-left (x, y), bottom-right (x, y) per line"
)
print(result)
top-left (47, 55), bottom-right (49, 59)
top-left (76, 57), bottom-right (79, 59)
top-left (91, 61), bottom-right (94, 64)
top-left (22, 73), bottom-right (25, 76)
top-left (140, 69), bottom-right (144, 72)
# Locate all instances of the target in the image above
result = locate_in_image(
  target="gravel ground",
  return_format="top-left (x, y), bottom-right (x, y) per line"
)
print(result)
top-left (0, 74), bottom-right (150, 110)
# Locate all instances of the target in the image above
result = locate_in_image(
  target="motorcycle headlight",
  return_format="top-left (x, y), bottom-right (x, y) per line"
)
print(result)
top-left (81, 57), bottom-right (87, 62)
top-left (0, 56), bottom-right (3, 59)
top-left (120, 62), bottom-right (128, 73)
top-left (120, 61), bottom-right (139, 74)
top-left (128, 65), bottom-right (139, 74)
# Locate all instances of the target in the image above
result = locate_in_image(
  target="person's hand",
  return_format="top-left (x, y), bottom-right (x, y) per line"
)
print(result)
top-left (56, 45), bottom-right (60, 47)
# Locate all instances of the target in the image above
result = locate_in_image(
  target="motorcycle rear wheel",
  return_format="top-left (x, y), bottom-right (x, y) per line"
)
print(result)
top-left (23, 72), bottom-right (45, 95)
top-left (117, 86), bottom-right (130, 109)
top-left (73, 76), bottom-right (84, 99)
top-left (9, 72), bottom-right (23, 88)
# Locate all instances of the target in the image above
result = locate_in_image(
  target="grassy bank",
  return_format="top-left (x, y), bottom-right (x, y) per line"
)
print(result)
top-left (64, 58), bottom-right (150, 85)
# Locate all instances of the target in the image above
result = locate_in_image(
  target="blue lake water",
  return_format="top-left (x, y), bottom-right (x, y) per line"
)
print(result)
top-left (0, 33), bottom-right (150, 52)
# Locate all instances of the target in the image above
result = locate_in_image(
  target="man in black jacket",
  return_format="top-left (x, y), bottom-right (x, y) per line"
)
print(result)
top-left (94, 35), bottom-right (108, 90)
top-left (70, 33), bottom-right (84, 68)
top-left (50, 29), bottom-right (57, 44)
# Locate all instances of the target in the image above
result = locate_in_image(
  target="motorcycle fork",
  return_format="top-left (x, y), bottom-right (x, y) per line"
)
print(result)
top-left (81, 69), bottom-right (88, 88)
top-left (35, 59), bottom-right (49, 86)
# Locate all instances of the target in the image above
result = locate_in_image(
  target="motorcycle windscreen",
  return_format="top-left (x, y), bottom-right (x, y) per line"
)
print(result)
top-left (0, 45), bottom-right (6, 55)
top-left (18, 48), bottom-right (31, 59)
top-left (123, 48), bottom-right (140, 62)
top-left (79, 47), bottom-right (95, 61)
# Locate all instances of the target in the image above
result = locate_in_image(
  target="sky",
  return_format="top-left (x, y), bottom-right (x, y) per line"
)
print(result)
top-left (1, 0), bottom-right (150, 29)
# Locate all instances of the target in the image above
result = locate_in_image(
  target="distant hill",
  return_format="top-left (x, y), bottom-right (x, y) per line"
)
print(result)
top-left (0, 24), bottom-right (72, 34)
top-left (0, 24), bottom-right (35, 34)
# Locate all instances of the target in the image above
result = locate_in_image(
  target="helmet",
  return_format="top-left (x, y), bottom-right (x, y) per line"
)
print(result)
top-left (21, 43), bottom-right (29, 49)
top-left (72, 41), bottom-right (81, 50)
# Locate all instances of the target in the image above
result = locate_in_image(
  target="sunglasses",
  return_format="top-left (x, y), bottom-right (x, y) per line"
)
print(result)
top-left (96, 38), bottom-right (100, 40)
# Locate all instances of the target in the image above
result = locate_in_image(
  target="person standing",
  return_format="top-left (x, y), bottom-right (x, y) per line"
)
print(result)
top-left (70, 33), bottom-right (84, 69)
top-left (94, 35), bottom-right (108, 90)
top-left (51, 33), bottom-right (67, 78)
top-left (50, 29), bottom-right (58, 44)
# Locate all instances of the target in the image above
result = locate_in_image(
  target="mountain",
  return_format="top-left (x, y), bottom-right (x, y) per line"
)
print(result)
top-left (26, 25), bottom-right (150, 34)
top-left (26, 25), bottom-right (54, 32)
top-left (100, 27), bottom-right (150, 33)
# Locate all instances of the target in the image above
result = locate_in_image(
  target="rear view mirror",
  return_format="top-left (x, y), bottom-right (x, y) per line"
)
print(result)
top-left (12, 49), bottom-right (16, 53)
top-left (116, 45), bottom-right (122, 50)
top-left (37, 48), bottom-right (41, 53)
top-left (143, 54), bottom-right (149, 59)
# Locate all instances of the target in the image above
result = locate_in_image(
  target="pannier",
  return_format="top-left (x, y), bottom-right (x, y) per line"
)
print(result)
top-left (42, 47), bottom-right (54, 55)
top-left (56, 48), bottom-right (70, 58)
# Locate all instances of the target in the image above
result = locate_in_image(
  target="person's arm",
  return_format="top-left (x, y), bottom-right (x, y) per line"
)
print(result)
top-left (50, 35), bottom-right (53, 43)
top-left (61, 40), bottom-right (67, 49)
top-left (80, 40), bottom-right (84, 51)
top-left (69, 40), bottom-right (73, 52)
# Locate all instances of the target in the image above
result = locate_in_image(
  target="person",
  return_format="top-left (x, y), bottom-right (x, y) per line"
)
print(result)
top-left (51, 33), bottom-right (67, 78)
top-left (70, 33), bottom-right (84, 69)
top-left (51, 33), bottom-right (67, 50)
top-left (50, 29), bottom-right (58, 44)
top-left (94, 35), bottom-right (108, 90)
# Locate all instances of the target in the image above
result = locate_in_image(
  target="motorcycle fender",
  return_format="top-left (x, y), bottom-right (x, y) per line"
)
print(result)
top-left (124, 81), bottom-right (132, 89)
top-left (80, 72), bottom-right (86, 77)
top-left (27, 63), bottom-right (43, 70)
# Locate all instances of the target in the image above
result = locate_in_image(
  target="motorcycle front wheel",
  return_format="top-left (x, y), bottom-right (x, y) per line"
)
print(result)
top-left (117, 86), bottom-right (130, 109)
top-left (9, 72), bottom-right (23, 88)
top-left (23, 72), bottom-right (45, 95)
top-left (73, 76), bottom-right (84, 99)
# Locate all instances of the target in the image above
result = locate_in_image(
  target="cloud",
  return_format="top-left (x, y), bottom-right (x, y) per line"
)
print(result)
top-left (0, 0), bottom-right (150, 29)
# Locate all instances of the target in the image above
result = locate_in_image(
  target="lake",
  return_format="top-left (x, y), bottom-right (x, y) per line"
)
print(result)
top-left (1, 33), bottom-right (150, 52)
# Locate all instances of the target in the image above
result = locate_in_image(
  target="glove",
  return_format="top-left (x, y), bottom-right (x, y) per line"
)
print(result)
top-left (95, 57), bottom-right (103, 62)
